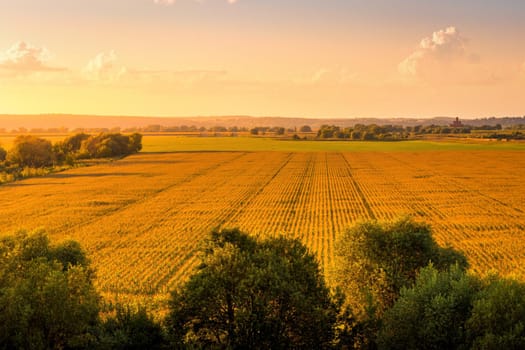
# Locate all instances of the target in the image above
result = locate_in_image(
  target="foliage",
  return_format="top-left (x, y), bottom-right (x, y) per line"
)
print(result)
top-left (97, 305), bottom-right (165, 350)
top-left (0, 146), bottom-right (6, 162)
top-left (466, 276), bottom-right (525, 349)
top-left (54, 133), bottom-right (92, 164)
top-left (317, 125), bottom-right (344, 138)
top-left (378, 265), bottom-right (525, 350)
top-left (0, 133), bottom-right (142, 184)
top-left (0, 230), bottom-right (100, 349)
top-left (167, 228), bottom-right (341, 349)
top-left (79, 133), bottom-right (142, 159)
top-left (377, 264), bottom-right (481, 350)
top-left (6, 135), bottom-right (55, 168)
top-left (63, 133), bottom-right (92, 153)
top-left (299, 125), bottom-right (312, 132)
top-left (334, 217), bottom-right (468, 318)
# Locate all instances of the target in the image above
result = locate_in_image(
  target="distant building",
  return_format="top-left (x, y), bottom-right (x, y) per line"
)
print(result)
top-left (450, 117), bottom-right (464, 128)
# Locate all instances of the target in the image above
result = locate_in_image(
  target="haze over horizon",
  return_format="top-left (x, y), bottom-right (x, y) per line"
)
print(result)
top-left (1, 0), bottom-right (524, 119)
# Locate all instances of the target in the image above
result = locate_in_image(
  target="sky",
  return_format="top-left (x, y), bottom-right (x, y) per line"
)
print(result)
top-left (1, 0), bottom-right (524, 118)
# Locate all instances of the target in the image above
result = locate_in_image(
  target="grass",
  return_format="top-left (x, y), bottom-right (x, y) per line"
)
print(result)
top-left (2, 134), bottom-right (525, 153)
top-left (141, 135), bottom-right (525, 153)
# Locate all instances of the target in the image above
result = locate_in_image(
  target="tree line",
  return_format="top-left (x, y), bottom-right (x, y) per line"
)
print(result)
top-left (1, 217), bottom-right (524, 349)
top-left (0, 132), bottom-right (142, 182)
top-left (315, 123), bottom-right (522, 141)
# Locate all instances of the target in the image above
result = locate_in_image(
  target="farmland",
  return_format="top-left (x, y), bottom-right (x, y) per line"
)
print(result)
top-left (1, 143), bottom-right (525, 311)
top-left (3, 133), bottom-right (525, 152)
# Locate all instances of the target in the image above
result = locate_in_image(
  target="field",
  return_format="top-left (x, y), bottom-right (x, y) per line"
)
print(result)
top-left (3, 133), bottom-right (525, 152)
top-left (1, 139), bottom-right (525, 311)
top-left (141, 135), bottom-right (525, 152)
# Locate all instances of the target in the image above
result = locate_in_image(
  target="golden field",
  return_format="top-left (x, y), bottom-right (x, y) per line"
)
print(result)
top-left (1, 150), bottom-right (525, 309)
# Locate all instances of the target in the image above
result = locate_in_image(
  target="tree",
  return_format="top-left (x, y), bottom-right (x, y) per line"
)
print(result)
top-left (466, 276), bottom-right (525, 349)
top-left (127, 133), bottom-right (143, 153)
top-left (0, 230), bottom-right (100, 349)
top-left (299, 125), bottom-right (312, 133)
top-left (274, 127), bottom-right (285, 135)
top-left (334, 217), bottom-right (467, 318)
top-left (61, 133), bottom-right (91, 154)
top-left (317, 125), bottom-right (341, 138)
top-left (98, 305), bottom-right (165, 350)
top-left (0, 146), bottom-right (6, 162)
top-left (6, 135), bottom-right (54, 167)
top-left (79, 133), bottom-right (142, 159)
top-left (166, 228), bottom-right (340, 349)
top-left (377, 264), bottom-right (481, 350)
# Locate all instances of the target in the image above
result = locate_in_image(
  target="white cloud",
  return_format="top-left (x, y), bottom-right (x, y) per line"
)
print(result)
top-left (397, 26), bottom-right (500, 86)
top-left (81, 50), bottom-right (228, 87)
top-left (0, 41), bottom-right (64, 73)
top-left (399, 26), bottom-right (468, 76)
top-left (83, 51), bottom-right (126, 82)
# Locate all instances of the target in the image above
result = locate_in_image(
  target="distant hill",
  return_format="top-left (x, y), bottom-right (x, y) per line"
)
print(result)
top-left (0, 114), bottom-right (524, 132)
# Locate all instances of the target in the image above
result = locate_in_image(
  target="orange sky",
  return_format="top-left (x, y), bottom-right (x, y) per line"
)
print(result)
top-left (1, 0), bottom-right (524, 118)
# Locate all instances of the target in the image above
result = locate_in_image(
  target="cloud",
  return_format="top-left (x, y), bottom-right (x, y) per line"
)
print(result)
top-left (81, 50), bottom-right (228, 88)
top-left (399, 26), bottom-right (468, 76)
top-left (397, 26), bottom-right (500, 85)
top-left (82, 51), bottom-right (127, 82)
top-left (0, 41), bottom-right (64, 74)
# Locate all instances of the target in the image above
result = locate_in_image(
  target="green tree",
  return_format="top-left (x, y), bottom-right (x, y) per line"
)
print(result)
top-left (317, 125), bottom-right (341, 138)
top-left (54, 133), bottom-right (91, 164)
top-left (334, 217), bottom-right (467, 318)
top-left (79, 133), bottom-right (142, 159)
top-left (377, 264), bottom-right (481, 350)
top-left (466, 277), bottom-right (525, 349)
top-left (62, 133), bottom-right (91, 154)
top-left (127, 133), bottom-right (143, 153)
top-left (166, 228), bottom-right (340, 349)
top-left (0, 146), bottom-right (6, 162)
top-left (6, 135), bottom-right (55, 168)
top-left (299, 125), bottom-right (312, 132)
top-left (97, 305), bottom-right (165, 350)
top-left (0, 230), bottom-right (100, 349)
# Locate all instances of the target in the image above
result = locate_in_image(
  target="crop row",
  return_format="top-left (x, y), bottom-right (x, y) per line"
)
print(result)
top-left (1, 150), bottom-right (524, 309)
